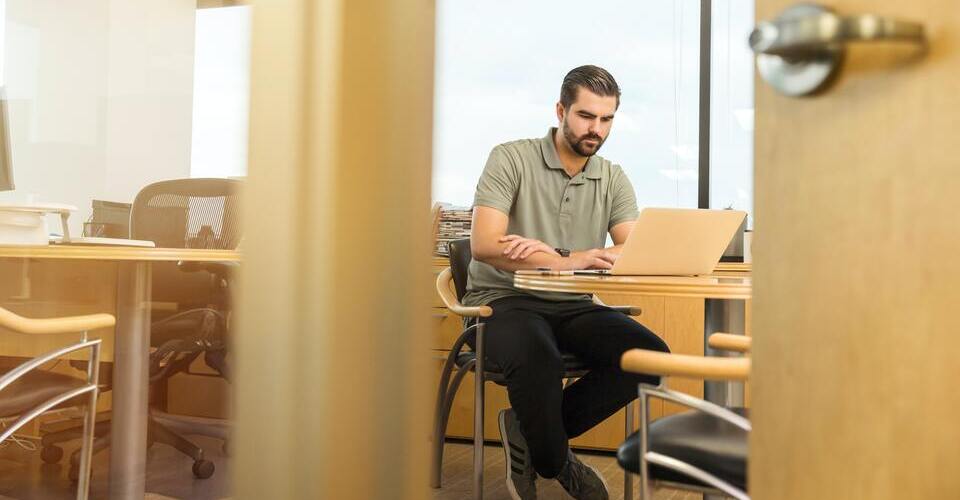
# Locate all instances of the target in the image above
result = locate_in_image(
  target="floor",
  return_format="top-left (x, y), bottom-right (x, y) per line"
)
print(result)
top-left (432, 441), bottom-right (700, 500)
top-left (0, 435), bottom-right (700, 499)
top-left (0, 433), bottom-right (230, 500)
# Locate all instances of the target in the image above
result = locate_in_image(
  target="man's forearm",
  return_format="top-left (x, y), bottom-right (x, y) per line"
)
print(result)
top-left (476, 249), bottom-right (562, 272)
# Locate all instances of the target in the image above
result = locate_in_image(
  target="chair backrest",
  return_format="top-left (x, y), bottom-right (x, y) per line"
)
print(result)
top-left (130, 178), bottom-right (242, 314)
top-left (447, 238), bottom-right (472, 302)
top-left (130, 178), bottom-right (242, 250)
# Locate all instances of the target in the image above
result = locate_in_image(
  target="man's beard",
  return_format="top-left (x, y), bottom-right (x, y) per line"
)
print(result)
top-left (562, 121), bottom-right (606, 157)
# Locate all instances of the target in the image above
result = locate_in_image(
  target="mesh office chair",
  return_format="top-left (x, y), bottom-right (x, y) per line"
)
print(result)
top-left (431, 238), bottom-right (643, 499)
top-left (617, 333), bottom-right (750, 499)
top-left (40, 178), bottom-right (240, 480)
top-left (0, 306), bottom-right (112, 500)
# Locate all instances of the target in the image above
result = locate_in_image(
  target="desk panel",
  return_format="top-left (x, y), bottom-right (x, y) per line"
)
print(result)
top-left (0, 258), bottom-right (117, 361)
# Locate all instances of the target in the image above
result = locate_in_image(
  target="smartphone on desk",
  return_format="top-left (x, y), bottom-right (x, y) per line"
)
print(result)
top-left (515, 268), bottom-right (574, 276)
top-left (572, 269), bottom-right (611, 276)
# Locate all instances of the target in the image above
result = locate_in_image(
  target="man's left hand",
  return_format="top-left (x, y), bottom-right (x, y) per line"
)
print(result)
top-left (500, 235), bottom-right (560, 260)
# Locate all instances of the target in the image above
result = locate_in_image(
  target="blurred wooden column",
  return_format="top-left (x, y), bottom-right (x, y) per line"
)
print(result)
top-left (235, 1), bottom-right (434, 498)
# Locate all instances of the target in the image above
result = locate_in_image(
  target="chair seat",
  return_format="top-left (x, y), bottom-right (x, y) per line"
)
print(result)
top-left (617, 408), bottom-right (748, 492)
top-left (0, 370), bottom-right (87, 418)
top-left (454, 351), bottom-right (591, 383)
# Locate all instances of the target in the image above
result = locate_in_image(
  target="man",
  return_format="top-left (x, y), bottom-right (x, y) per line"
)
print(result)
top-left (462, 65), bottom-right (669, 500)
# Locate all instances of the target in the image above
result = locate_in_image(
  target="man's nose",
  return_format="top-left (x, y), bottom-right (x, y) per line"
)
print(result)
top-left (588, 119), bottom-right (602, 135)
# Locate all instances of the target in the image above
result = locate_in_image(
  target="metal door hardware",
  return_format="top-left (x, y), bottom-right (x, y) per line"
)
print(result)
top-left (750, 3), bottom-right (925, 96)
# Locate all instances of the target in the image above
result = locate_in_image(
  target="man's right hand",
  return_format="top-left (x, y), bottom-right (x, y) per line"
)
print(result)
top-left (565, 248), bottom-right (617, 270)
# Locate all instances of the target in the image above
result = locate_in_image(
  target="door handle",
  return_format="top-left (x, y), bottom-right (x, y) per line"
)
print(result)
top-left (750, 3), bottom-right (926, 96)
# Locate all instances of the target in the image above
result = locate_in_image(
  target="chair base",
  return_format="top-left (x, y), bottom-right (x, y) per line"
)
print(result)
top-left (43, 412), bottom-right (227, 480)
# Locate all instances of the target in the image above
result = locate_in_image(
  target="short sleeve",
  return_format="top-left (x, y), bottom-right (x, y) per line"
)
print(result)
top-left (473, 146), bottom-right (519, 215)
top-left (609, 165), bottom-right (639, 229)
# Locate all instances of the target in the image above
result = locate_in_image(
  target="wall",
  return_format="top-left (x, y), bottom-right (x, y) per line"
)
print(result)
top-left (0, 0), bottom-right (196, 236)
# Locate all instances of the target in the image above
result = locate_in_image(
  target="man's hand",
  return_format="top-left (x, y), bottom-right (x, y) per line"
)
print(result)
top-left (471, 207), bottom-right (561, 271)
top-left (566, 248), bottom-right (618, 270)
top-left (500, 235), bottom-right (560, 260)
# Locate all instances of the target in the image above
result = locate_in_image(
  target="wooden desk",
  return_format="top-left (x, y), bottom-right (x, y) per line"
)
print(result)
top-left (514, 271), bottom-right (751, 299)
top-left (0, 245), bottom-right (239, 500)
top-left (429, 258), bottom-right (751, 449)
top-left (513, 270), bottom-right (752, 407)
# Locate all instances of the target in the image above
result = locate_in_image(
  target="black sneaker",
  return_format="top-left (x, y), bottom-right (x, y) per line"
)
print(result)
top-left (498, 409), bottom-right (537, 500)
top-left (556, 449), bottom-right (609, 500)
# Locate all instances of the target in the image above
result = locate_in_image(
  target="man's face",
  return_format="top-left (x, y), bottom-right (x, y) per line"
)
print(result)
top-left (558, 87), bottom-right (618, 157)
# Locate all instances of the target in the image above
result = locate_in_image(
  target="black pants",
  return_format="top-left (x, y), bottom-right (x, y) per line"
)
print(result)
top-left (474, 296), bottom-right (669, 478)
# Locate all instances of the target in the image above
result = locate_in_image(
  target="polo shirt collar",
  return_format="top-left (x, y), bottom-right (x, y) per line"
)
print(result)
top-left (541, 128), bottom-right (603, 181)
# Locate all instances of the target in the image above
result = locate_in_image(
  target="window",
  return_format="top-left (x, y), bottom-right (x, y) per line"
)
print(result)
top-left (433, 0), bottom-right (756, 229)
top-left (190, 5), bottom-right (251, 179)
top-left (432, 1), bottom-right (702, 210)
top-left (709, 0), bottom-right (755, 226)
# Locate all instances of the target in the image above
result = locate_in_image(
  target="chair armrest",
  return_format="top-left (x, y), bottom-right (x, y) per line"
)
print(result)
top-left (0, 307), bottom-right (115, 335)
top-left (708, 333), bottom-right (751, 353)
top-left (620, 349), bottom-right (749, 382)
top-left (435, 268), bottom-right (492, 318)
top-left (642, 385), bottom-right (752, 432)
top-left (592, 295), bottom-right (642, 316)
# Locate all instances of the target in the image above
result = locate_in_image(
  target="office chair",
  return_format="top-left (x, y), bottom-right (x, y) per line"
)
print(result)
top-left (430, 238), bottom-right (643, 499)
top-left (0, 306), bottom-right (112, 500)
top-left (40, 178), bottom-right (241, 480)
top-left (617, 333), bottom-right (751, 500)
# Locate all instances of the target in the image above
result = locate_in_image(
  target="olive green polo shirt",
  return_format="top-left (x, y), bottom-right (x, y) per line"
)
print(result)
top-left (462, 128), bottom-right (639, 306)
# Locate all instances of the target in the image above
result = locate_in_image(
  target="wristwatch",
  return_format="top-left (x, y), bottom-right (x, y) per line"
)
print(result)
top-left (554, 247), bottom-right (570, 257)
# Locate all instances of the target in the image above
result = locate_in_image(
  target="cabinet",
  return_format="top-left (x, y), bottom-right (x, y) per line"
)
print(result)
top-left (430, 258), bottom-right (705, 451)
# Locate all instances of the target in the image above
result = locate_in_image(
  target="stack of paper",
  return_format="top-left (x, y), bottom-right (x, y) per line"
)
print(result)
top-left (434, 204), bottom-right (472, 256)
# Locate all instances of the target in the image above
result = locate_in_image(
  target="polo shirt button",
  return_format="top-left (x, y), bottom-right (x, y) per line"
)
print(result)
top-left (565, 197), bottom-right (570, 202)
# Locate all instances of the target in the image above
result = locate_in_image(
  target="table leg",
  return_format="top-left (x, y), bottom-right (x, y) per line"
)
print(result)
top-left (703, 299), bottom-right (746, 407)
top-left (703, 298), bottom-right (746, 500)
top-left (109, 262), bottom-right (151, 500)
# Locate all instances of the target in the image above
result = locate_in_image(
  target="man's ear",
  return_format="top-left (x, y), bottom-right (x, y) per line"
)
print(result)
top-left (555, 101), bottom-right (565, 123)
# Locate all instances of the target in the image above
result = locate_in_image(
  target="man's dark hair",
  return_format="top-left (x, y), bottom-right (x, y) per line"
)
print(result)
top-left (559, 65), bottom-right (621, 110)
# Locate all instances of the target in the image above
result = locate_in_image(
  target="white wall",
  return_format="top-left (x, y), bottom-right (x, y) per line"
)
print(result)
top-left (0, 0), bottom-right (196, 236)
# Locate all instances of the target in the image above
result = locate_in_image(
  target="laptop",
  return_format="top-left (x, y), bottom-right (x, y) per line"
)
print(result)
top-left (578, 207), bottom-right (746, 276)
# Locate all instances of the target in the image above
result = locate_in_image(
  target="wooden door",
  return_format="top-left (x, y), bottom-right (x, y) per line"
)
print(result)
top-left (752, 1), bottom-right (960, 498)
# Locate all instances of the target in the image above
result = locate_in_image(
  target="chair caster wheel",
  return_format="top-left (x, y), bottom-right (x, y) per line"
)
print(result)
top-left (41, 445), bottom-right (63, 464)
top-left (192, 459), bottom-right (215, 479)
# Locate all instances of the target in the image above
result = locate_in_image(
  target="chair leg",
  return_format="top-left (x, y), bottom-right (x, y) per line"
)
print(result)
top-left (150, 410), bottom-right (230, 441)
top-left (149, 418), bottom-right (217, 478)
top-left (474, 323), bottom-right (485, 500)
top-left (431, 360), bottom-right (474, 488)
top-left (75, 388), bottom-right (99, 500)
top-left (638, 387), bottom-right (651, 500)
top-left (431, 348), bottom-right (465, 488)
top-left (624, 400), bottom-right (635, 500)
top-left (149, 419), bottom-right (205, 462)
top-left (42, 419), bottom-right (111, 449)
